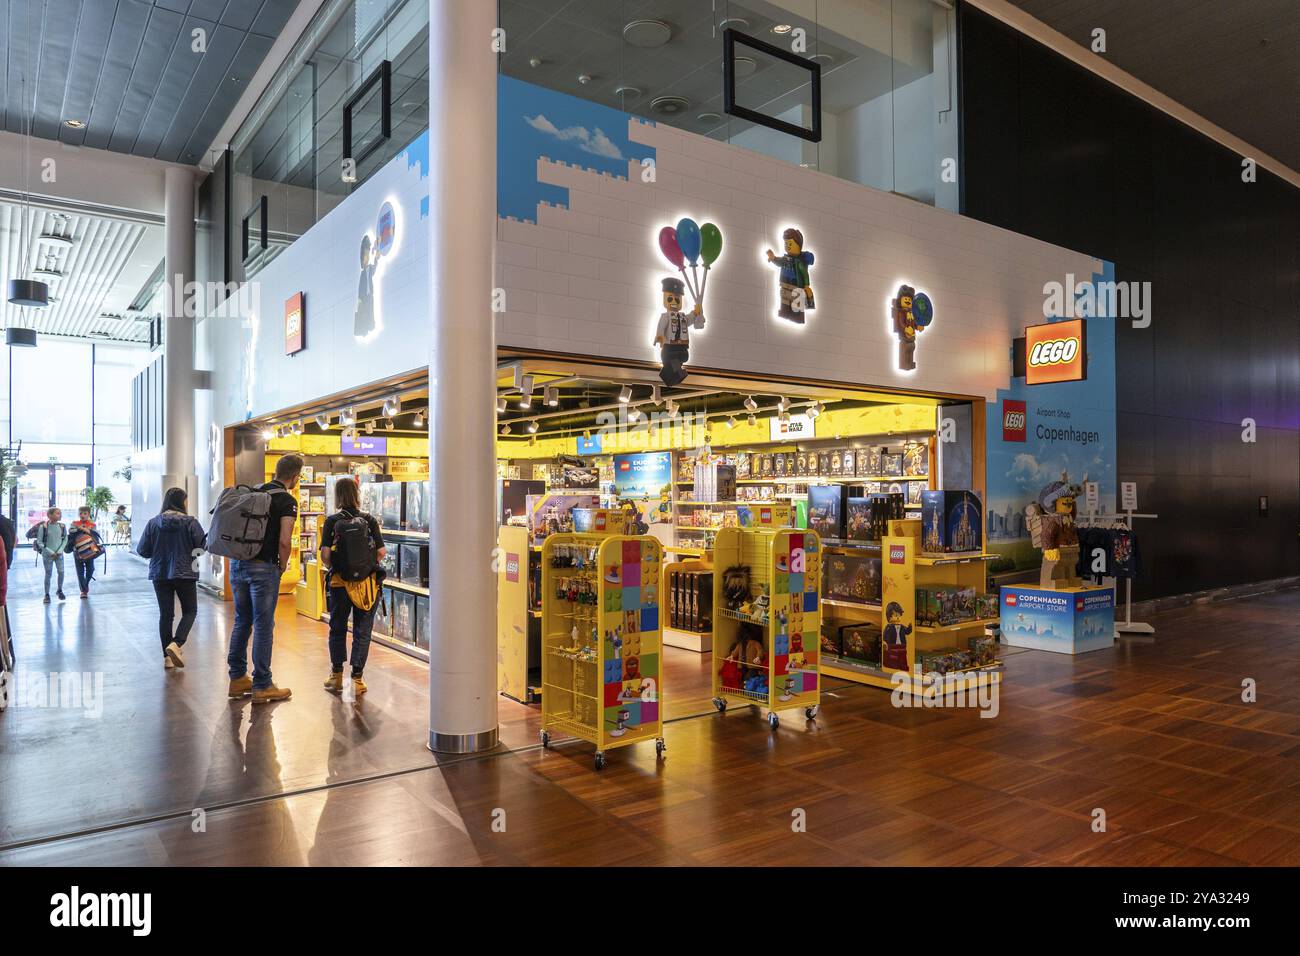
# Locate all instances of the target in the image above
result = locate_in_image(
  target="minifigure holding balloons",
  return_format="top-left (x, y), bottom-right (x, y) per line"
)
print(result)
top-left (655, 217), bottom-right (723, 386)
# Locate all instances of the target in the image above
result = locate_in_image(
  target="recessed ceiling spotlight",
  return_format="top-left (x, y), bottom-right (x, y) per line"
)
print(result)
top-left (731, 56), bottom-right (757, 78)
top-left (772, 24), bottom-right (794, 35)
top-left (63, 118), bottom-right (86, 129)
top-left (650, 95), bottom-right (690, 115)
top-left (577, 73), bottom-right (593, 85)
top-left (614, 85), bottom-right (643, 101)
top-left (618, 384), bottom-right (633, 403)
top-left (622, 19), bottom-right (672, 48)
top-left (808, 53), bottom-right (834, 65)
top-left (719, 17), bottom-right (750, 31)
top-left (743, 395), bottom-right (758, 412)
top-left (529, 57), bottom-right (543, 68)
top-left (697, 112), bottom-right (722, 124)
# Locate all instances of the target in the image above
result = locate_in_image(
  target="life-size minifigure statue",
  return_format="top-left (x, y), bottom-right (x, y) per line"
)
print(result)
top-left (653, 276), bottom-right (704, 386)
top-left (1025, 473), bottom-right (1083, 589)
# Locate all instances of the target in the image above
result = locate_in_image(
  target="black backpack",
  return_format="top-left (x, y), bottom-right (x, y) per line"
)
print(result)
top-left (331, 513), bottom-right (378, 581)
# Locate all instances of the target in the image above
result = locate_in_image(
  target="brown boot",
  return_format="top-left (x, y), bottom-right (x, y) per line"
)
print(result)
top-left (228, 675), bottom-right (253, 699)
top-left (323, 670), bottom-right (343, 693)
top-left (252, 684), bottom-right (292, 704)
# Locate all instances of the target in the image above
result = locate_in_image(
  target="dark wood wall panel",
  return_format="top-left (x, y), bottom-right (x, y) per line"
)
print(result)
top-left (959, 4), bottom-right (1300, 599)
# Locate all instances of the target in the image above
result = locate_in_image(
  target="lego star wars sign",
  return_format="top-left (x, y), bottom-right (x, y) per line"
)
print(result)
top-left (1025, 318), bottom-right (1087, 385)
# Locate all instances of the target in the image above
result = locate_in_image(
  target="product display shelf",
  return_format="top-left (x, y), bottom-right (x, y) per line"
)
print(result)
top-left (710, 526), bottom-right (822, 729)
top-left (662, 555), bottom-right (713, 652)
top-left (540, 532), bottom-right (665, 770)
top-left (295, 560), bottom-right (328, 620)
top-left (821, 519), bottom-right (1002, 696)
top-left (497, 524), bottom-right (543, 703)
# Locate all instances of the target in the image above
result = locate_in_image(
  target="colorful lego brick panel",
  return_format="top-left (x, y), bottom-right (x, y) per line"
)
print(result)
top-left (622, 586), bottom-right (641, 611)
top-left (639, 606), bottom-right (658, 632)
top-left (623, 561), bottom-right (641, 587)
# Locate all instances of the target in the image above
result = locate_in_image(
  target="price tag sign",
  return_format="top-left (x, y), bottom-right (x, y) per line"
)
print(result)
top-left (1120, 481), bottom-right (1138, 512)
top-left (1085, 481), bottom-right (1099, 513)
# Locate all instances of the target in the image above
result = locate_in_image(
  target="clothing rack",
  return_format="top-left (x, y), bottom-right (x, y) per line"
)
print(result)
top-left (1076, 510), bottom-right (1157, 638)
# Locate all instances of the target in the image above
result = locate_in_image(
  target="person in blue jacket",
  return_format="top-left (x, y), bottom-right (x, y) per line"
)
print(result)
top-left (136, 487), bottom-right (207, 670)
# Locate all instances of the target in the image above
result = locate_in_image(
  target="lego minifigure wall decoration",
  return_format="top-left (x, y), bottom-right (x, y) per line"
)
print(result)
top-left (1025, 472), bottom-right (1084, 589)
top-left (765, 227), bottom-right (814, 323)
top-left (655, 217), bottom-right (723, 385)
top-left (891, 283), bottom-right (934, 370)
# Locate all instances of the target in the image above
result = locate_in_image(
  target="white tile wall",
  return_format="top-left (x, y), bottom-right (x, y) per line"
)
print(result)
top-left (497, 116), bottom-right (1101, 401)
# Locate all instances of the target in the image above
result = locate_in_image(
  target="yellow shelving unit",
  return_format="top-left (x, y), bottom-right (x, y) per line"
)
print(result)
top-left (540, 526), bottom-right (665, 771)
top-left (821, 518), bottom-right (1003, 696)
top-left (709, 524), bottom-right (822, 729)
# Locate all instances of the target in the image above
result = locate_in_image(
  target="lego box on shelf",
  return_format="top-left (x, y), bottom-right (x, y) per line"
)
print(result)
top-left (920, 490), bottom-right (983, 554)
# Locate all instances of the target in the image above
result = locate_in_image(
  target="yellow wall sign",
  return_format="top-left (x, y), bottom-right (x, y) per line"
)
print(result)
top-left (388, 458), bottom-right (429, 480)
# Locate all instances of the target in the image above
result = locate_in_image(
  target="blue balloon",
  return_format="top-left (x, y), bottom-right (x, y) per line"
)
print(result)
top-left (675, 217), bottom-right (701, 264)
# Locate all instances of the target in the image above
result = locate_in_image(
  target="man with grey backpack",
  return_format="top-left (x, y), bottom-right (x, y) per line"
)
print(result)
top-left (207, 454), bottom-right (301, 703)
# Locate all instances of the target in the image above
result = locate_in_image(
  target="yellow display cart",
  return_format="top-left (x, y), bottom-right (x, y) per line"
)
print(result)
top-left (709, 524), bottom-right (822, 729)
top-left (540, 527), bottom-right (665, 771)
top-left (821, 518), bottom-right (1002, 696)
top-left (497, 523), bottom-right (541, 703)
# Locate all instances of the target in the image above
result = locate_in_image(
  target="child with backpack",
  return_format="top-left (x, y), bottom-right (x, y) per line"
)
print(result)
top-left (27, 507), bottom-right (68, 603)
top-left (319, 476), bottom-right (386, 696)
top-left (67, 507), bottom-right (104, 599)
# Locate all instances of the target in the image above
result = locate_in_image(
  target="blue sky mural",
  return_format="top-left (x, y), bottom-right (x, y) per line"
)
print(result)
top-left (497, 75), bottom-right (656, 223)
top-left (399, 130), bottom-right (431, 219)
top-left (986, 261), bottom-right (1119, 567)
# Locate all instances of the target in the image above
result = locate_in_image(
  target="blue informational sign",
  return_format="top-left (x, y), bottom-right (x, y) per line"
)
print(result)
top-left (613, 452), bottom-right (672, 497)
top-left (576, 433), bottom-right (603, 455)
top-left (999, 585), bottom-right (1114, 654)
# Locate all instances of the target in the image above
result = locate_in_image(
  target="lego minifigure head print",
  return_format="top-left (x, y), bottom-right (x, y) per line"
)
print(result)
top-left (1037, 473), bottom-right (1082, 517)
top-left (661, 276), bottom-right (685, 312)
top-left (359, 234), bottom-right (373, 268)
top-left (783, 227), bottom-right (804, 255)
top-left (886, 601), bottom-right (904, 625)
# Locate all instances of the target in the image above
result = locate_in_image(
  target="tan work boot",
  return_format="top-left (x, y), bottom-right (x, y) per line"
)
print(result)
top-left (351, 675), bottom-right (367, 696)
top-left (323, 670), bottom-right (344, 693)
top-left (252, 684), bottom-right (292, 704)
top-left (165, 642), bottom-right (184, 668)
top-left (228, 675), bottom-right (253, 699)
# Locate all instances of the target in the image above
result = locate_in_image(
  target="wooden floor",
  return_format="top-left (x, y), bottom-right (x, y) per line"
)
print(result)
top-left (2, 553), bottom-right (1299, 866)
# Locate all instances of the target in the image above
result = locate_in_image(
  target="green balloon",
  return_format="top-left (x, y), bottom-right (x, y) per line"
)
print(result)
top-left (700, 222), bottom-right (723, 266)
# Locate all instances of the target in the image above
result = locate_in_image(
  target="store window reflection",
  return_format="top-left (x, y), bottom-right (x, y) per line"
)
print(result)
top-left (497, 0), bottom-right (958, 209)
top-left (230, 0), bottom-right (429, 279)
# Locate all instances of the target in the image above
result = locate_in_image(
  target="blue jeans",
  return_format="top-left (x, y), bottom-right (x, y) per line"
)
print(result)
top-left (327, 585), bottom-right (375, 672)
top-left (228, 559), bottom-right (281, 690)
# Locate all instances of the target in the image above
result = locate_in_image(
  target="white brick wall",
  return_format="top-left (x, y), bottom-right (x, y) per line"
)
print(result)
top-left (497, 117), bottom-right (1100, 401)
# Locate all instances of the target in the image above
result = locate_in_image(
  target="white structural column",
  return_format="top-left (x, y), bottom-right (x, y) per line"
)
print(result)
top-left (163, 166), bottom-right (197, 500)
top-left (426, 0), bottom-right (499, 753)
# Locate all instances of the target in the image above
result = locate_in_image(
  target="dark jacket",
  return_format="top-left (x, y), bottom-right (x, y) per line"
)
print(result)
top-left (137, 512), bottom-right (207, 581)
top-left (0, 514), bottom-right (14, 569)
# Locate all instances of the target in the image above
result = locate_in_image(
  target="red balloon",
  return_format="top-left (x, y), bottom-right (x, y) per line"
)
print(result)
top-left (659, 226), bottom-right (684, 268)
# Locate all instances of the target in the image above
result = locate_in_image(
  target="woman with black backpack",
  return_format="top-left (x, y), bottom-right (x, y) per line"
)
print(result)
top-left (320, 476), bottom-right (386, 696)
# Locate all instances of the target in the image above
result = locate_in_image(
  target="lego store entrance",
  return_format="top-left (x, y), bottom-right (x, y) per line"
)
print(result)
top-left (495, 351), bottom-right (993, 735)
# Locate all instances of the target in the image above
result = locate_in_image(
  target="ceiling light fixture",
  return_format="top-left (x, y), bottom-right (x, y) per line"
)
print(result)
top-left (748, 413), bottom-right (757, 427)
top-left (261, 428), bottom-right (274, 440)
top-left (340, 407), bottom-right (356, 426)
top-left (665, 398), bottom-right (678, 417)
top-left (526, 420), bottom-right (540, 434)
top-left (772, 23), bottom-right (793, 34)
top-left (6, 13), bottom-right (47, 322)
top-left (651, 384), bottom-right (662, 406)
top-left (500, 424), bottom-right (512, 437)
top-left (315, 413), bottom-right (330, 429)
top-left (364, 420), bottom-right (375, 435)
top-left (497, 396), bottom-right (508, 414)
top-left (777, 396), bottom-right (790, 414)
top-left (38, 232), bottom-right (74, 249)
top-left (413, 411), bottom-right (425, 428)
top-left (726, 415), bottom-right (736, 428)
top-left (384, 418), bottom-right (394, 431)
top-left (63, 118), bottom-right (86, 129)
top-left (543, 385), bottom-right (558, 407)
top-left (382, 395), bottom-right (400, 418)
top-left (744, 395), bottom-right (758, 412)
top-left (618, 385), bottom-right (633, 403)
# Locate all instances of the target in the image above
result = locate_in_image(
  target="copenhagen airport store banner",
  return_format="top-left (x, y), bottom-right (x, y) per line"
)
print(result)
top-left (985, 263), bottom-right (1119, 574)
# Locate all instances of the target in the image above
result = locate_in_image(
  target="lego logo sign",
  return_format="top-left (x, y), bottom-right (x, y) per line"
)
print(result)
top-left (1005, 593), bottom-right (1017, 606)
top-left (1025, 318), bottom-right (1087, 385)
top-left (595, 513), bottom-right (607, 531)
top-left (1075, 599), bottom-right (1084, 611)
top-left (1003, 400), bottom-right (1027, 442)
top-left (889, 545), bottom-right (906, 564)
top-left (760, 507), bottom-right (772, 523)
top-left (505, 553), bottom-right (520, 583)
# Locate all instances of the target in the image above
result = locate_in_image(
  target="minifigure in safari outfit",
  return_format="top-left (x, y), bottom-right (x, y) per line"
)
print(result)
top-left (765, 228), bottom-right (815, 323)
top-left (653, 276), bottom-right (703, 386)
top-left (891, 284), bottom-right (933, 371)
top-left (1025, 473), bottom-right (1084, 589)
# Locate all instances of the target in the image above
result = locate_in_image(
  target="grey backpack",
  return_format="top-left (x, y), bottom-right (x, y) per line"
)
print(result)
top-left (206, 485), bottom-right (286, 560)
